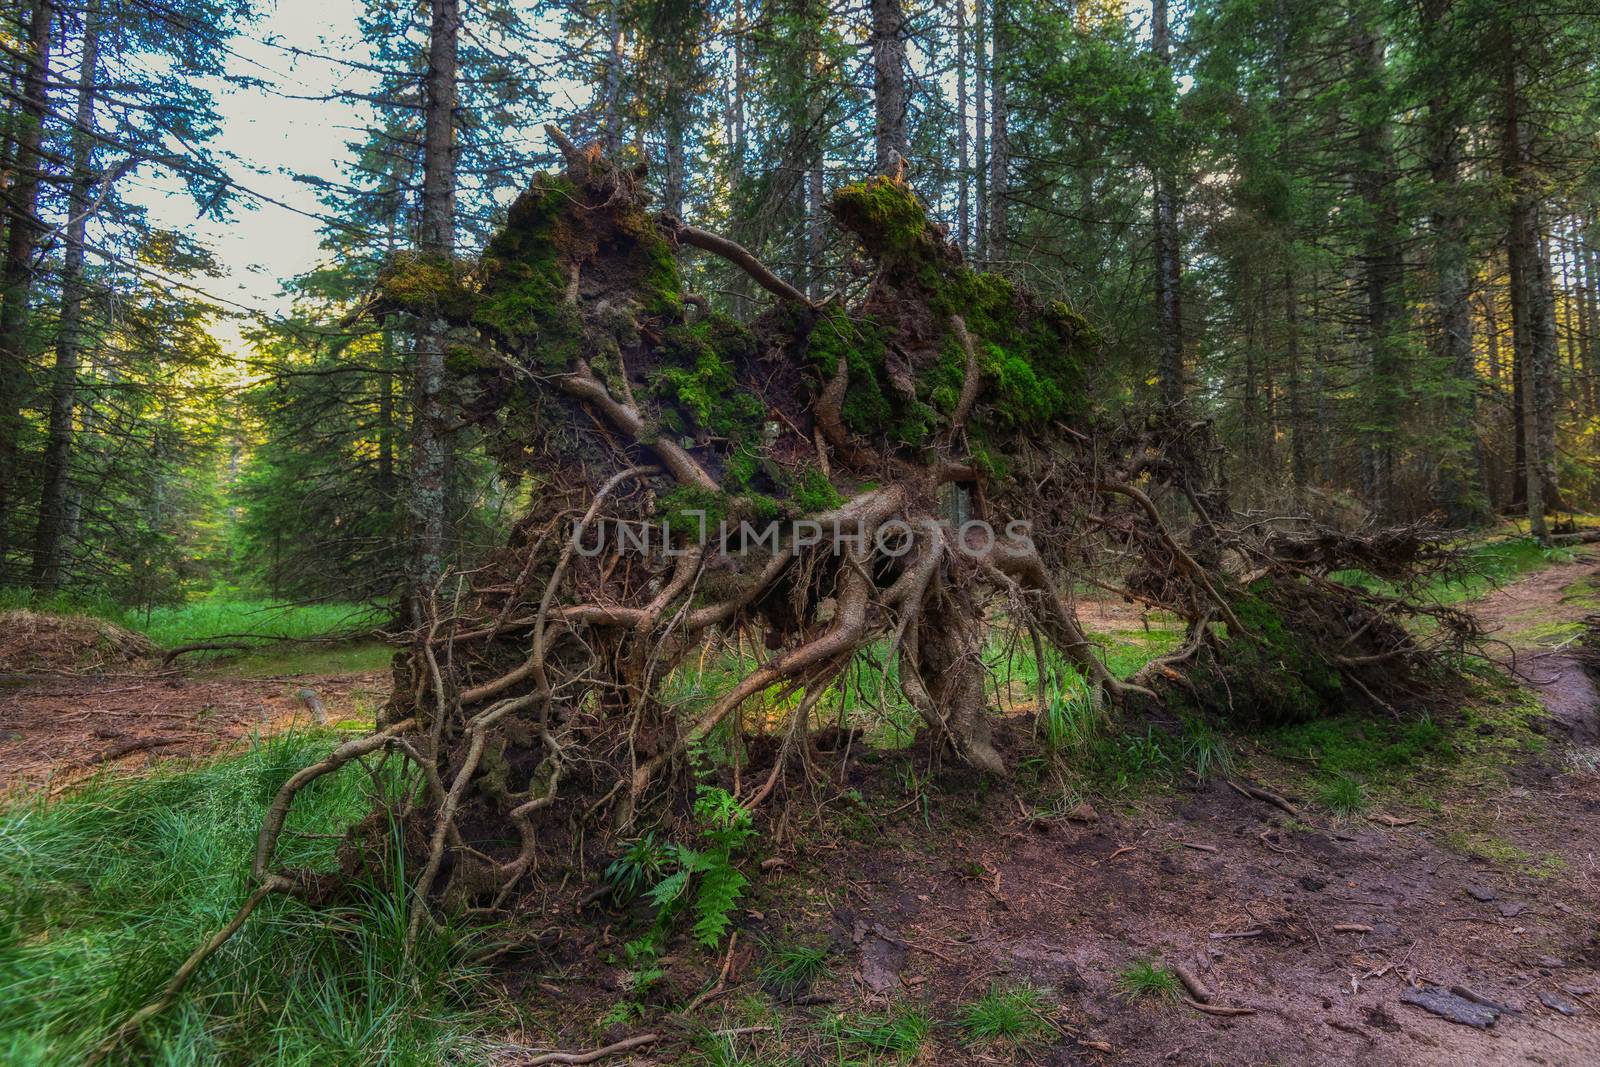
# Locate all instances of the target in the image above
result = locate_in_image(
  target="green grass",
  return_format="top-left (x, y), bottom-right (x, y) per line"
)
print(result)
top-left (1267, 714), bottom-right (1451, 780)
top-left (213, 641), bottom-right (395, 678)
top-left (1331, 535), bottom-right (1572, 607)
top-left (759, 942), bottom-right (830, 999)
top-left (0, 730), bottom-right (499, 1065)
top-left (1114, 960), bottom-right (1182, 1001)
top-left (821, 1004), bottom-right (932, 1060)
top-left (1315, 774), bottom-right (1368, 816)
top-left (0, 588), bottom-right (387, 657)
top-left (959, 984), bottom-right (1051, 1044)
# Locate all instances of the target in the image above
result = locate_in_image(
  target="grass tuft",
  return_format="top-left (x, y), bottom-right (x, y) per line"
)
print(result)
top-left (759, 942), bottom-right (830, 999)
top-left (1316, 774), bottom-right (1368, 816)
top-left (959, 983), bottom-right (1051, 1044)
top-left (0, 730), bottom-right (499, 1064)
top-left (1114, 960), bottom-right (1182, 1001)
top-left (822, 1003), bottom-right (932, 1059)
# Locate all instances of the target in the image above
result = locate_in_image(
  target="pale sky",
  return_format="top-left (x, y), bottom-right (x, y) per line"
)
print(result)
top-left (136, 0), bottom-right (374, 347)
top-left (129, 0), bottom-right (1161, 353)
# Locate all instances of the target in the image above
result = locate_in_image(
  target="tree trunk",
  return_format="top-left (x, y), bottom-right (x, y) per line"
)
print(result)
top-left (1354, 22), bottom-right (1401, 519)
top-left (871, 0), bottom-right (907, 173)
top-left (986, 0), bottom-right (1008, 262)
top-left (408, 0), bottom-right (459, 622)
top-left (1503, 49), bottom-right (1548, 540)
top-left (1424, 0), bottom-right (1486, 526)
top-left (1152, 0), bottom-right (1183, 405)
top-left (601, 0), bottom-right (624, 156)
top-left (0, 0), bottom-right (53, 578)
top-left (31, 0), bottom-right (101, 592)
top-left (955, 0), bottom-right (970, 253)
top-left (1284, 271), bottom-right (1307, 495)
top-left (1532, 230), bottom-right (1562, 512)
top-left (974, 0), bottom-right (988, 262)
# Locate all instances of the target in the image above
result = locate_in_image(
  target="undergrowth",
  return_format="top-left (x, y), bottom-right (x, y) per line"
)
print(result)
top-left (0, 731), bottom-right (498, 1065)
top-left (0, 588), bottom-right (386, 656)
top-left (1114, 960), bottom-right (1181, 1001)
top-left (959, 984), bottom-right (1051, 1044)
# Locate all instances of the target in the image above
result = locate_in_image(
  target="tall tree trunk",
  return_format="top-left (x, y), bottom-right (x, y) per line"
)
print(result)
top-left (974, 0), bottom-right (988, 261)
top-left (0, 0), bottom-right (53, 579)
top-left (1423, 0), bottom-right (1486, 525)
top-left (601, 0), bottom-right (625, 156)
top-left (1151, 0), bottom-right (1183, 404)
top-left (31, 0), bottom-right (100, 592)
top-left (955, 0), bottom-right (970, 253)
top-left (1532, 230), bottom-right (1562, 512)
top-left (408, 0), bottom-right (459, 622)
top-left (1578, 215), bottom-right (1598, 417)
top-left (663, 113), bottom-right (685, 220)
top-left (871, 0), bottom-right (907, 173)
top-left (1503, 49), bottom-right (1548, 540)
top-left (1353, 21), bottom-right (1401, 519)
top-left (1284, 272), bottom-right (1307, 495)
top-left (986, 0), bottom-right (1008, 261)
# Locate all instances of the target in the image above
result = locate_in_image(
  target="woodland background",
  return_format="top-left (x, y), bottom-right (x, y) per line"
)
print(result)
top-left (0, 0), bottom-right (1597, 616)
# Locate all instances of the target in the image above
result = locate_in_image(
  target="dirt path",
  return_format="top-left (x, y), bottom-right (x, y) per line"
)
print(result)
top-left (612, 555), bottom-right (1600, 1066)
top-left (0, 667), bottom-right (385, 797)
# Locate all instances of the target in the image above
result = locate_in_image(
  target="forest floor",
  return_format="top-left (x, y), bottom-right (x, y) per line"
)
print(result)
top-left (0, 550), bottom-right (1597, 1065)
top-left (577, 548), bottom-right (1596, 1067)
top-left (0, 643), bottom-right (389, 797)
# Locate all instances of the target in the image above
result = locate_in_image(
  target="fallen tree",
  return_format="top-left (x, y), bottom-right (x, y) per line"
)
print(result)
top-left (102, 136), bottom-right (1480, 1053)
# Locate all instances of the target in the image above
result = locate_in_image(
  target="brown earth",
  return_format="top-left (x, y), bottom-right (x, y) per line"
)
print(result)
top-left (0, 667), bottom-right (385, 797)
top-left (2, 559), bottom-right (1598, 1064)
top-left (503, 555), bottom-right (1600, 1066)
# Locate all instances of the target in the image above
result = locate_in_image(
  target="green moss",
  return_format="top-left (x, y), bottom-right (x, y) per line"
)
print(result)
top-left (652, 315), bottom-right (764, 444)
top-left (378, 252), bottom-right (475, 320)
top-left (829, 176), bottom-right (933, 263)
top-left (658, 485), bottom-right (727, 541)
top-left (786, 466), bottom-right (844, 514)
top-left (827, 180), bottom-right (1091, 445)
top-left (472, 174), bottom-right (582, 368)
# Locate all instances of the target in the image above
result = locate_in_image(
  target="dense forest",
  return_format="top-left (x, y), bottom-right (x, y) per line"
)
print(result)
top-left (4, 1), bottom-right (1600, 1064)
top-left (1, 0), bottom-right (1596, 610)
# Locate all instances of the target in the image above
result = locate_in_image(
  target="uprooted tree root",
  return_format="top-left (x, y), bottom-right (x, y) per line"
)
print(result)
top-left (100, 136), bottom-right (1483, 1055)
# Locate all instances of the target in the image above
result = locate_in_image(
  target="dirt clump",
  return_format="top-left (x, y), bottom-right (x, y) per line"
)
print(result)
top-left (0, 609), bottom-right (157, 674)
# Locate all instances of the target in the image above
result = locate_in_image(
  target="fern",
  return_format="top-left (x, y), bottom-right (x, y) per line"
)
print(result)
top-left (634, 786), bottom-right (758, 948)
top-left (690, 863), bottom-right (748, 946)
top-left (646, 867), bottom-right (693, 908)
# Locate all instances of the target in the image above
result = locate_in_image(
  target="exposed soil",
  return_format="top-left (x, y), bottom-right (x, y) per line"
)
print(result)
top-left (0, 667), bottom-right (386, 797)
top-left (506, 557), bottom-right (1600, 1066)
top-left (2, 558), bottom-right (1598, 1064)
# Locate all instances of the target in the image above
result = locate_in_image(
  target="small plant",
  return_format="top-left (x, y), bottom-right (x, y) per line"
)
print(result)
top-left (643, 786), bottom-right (759, 947)
top-left (604, 831), bottom-right (670, 903)
top-left (959, 984), bottom-right (1050, 1044)
top-left (823, 1004), bottom-right (932, 1059)
top-left (1115, 960), bottom-right (1182, 1001)
top-left (759, 942), bottom-right (830, 998)
top-left (1316, 774), bottom-right (1367, 816)
top-left (1037, 671), bottom-right (1099, 753)
top-left (1177, 715), bottom-right (1234, 780)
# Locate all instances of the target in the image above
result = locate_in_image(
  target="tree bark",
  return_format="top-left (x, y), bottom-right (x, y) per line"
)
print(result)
top-left (955, 0), bottom-right (970, 253)
top-left (1503, 48), bottom-right (1549, 539)
top-left (974, 0), bottom-right (988, 261)
top-left (871, 0), bottom-right (907, 173)
top-left (1353, 21), bottom-right (1401, 518)
top-left (31, 0), bottom-right (101, 592)
top-left (0, 0), bottom-right (53, 578)
top-left (986, 0), bottom-right (1008, 261)
top-left (1152, 0), bottom-right (1183, 405)
top-left (601, 0), bottom-right (625, 156)
top-left (408, 0), bottom-right (460, 622)
top-left (1423, 0), bottom-right (1486, 525)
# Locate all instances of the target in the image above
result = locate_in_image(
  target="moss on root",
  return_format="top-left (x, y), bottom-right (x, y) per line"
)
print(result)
top-left (824, 177), bottom-right (1093, 452)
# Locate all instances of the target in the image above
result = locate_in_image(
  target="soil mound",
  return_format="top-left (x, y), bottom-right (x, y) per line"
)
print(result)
top-left (0, 610), bottom-right (157, 674)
